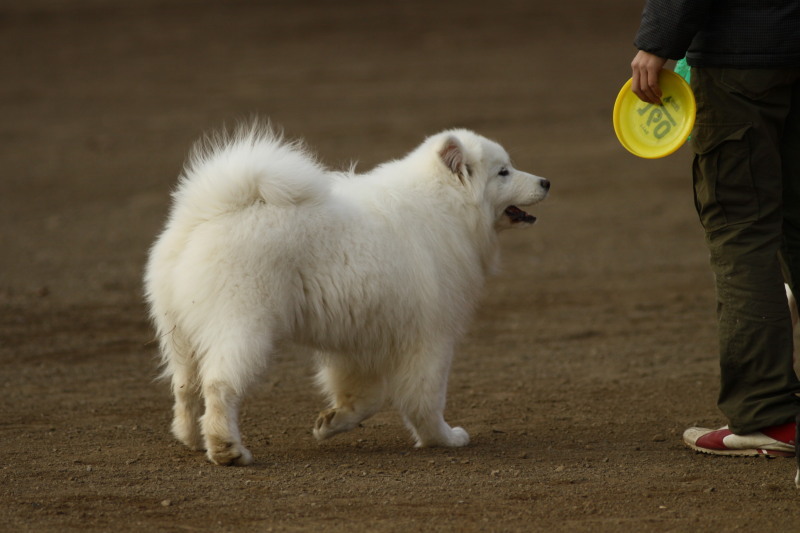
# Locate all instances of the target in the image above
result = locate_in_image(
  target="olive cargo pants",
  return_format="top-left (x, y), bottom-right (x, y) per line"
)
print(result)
top-left (691, 67), bottom-right (800, 434)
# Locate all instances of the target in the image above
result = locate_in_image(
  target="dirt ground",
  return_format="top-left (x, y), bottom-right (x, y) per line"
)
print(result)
top-left (2, 1), bottom-right (799, 531)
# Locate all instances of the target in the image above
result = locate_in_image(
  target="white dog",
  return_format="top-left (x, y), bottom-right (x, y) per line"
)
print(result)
top-left (144, 123), bottom-right (550, 465)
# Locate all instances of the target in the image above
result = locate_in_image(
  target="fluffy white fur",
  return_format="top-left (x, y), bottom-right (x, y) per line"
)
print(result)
top-left (144, 123), bottom-right (550, 465)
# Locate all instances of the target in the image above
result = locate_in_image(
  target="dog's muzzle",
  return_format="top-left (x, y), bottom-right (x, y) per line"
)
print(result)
top-left (504, 178), bottom-right (550, 225)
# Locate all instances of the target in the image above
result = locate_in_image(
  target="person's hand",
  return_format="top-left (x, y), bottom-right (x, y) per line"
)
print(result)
top-left (631, 50), bottom-right (668, 104)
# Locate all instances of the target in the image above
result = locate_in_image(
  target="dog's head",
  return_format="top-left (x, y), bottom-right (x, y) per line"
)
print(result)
top-left (435, 130), bottom-right (550, 230)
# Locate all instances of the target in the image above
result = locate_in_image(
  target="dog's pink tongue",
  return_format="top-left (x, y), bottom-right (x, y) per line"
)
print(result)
top-left (504, 206), bottom-right (536, 224)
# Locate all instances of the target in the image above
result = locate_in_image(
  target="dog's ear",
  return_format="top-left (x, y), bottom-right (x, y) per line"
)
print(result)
top-left (438, 136), bottom-right (467, 184)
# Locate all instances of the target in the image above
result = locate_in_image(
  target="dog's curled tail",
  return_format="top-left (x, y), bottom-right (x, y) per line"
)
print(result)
top-left (173, 122), bottom-right (330, 219)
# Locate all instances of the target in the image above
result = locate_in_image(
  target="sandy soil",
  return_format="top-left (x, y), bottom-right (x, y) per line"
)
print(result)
top-left (2, 1), bottom-right (799, 531)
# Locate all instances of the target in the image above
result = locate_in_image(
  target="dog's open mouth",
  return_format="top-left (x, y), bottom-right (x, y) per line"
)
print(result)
top-left (504, 205), bottom-right (536, 225)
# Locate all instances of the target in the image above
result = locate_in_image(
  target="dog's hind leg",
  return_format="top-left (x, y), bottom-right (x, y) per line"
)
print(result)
top-left (198, 328), bottom-right (271, 466)
top-left (394, 343), bottom-right (469, 448)
top-left (171, 359), bottom-right (204, 451)
top-left (200, 380), bottom-right (253, 466)
top-left (161, 327), bottom-right (204, 451)
top-left (313, 355), bottom-right (386, 441)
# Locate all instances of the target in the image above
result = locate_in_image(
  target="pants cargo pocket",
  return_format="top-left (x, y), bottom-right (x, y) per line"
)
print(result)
top-left (692, 122), bottom-right (756, 232)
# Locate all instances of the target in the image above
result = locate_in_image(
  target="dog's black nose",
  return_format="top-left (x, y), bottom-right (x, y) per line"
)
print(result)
top-left (541, 179), bottom-right (551, 190)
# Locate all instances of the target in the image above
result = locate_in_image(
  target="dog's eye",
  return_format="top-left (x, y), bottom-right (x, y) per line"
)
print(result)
top-left (498, 168), bottom-right (510, 177)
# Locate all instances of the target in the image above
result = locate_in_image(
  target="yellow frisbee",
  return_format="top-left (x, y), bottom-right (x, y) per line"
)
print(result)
top-left (613, 69), bottom-right (696, 159)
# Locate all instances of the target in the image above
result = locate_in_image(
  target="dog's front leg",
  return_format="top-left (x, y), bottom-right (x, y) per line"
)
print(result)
top-left (395, 344), bottom-right (469, 448)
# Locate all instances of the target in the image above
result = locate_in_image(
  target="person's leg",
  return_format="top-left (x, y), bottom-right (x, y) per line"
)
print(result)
top-left (691, 68), bottom-right (800, 435)
top-left (781, 75), bottom-right (800, 304)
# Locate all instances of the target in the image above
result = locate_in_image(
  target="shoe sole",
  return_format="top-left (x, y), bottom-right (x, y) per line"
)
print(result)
top-left (684, 440), bottom-right (794, 458)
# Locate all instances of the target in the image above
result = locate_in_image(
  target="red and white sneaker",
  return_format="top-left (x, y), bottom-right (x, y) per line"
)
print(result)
top-left (683, 421), bottom-right (796, 458)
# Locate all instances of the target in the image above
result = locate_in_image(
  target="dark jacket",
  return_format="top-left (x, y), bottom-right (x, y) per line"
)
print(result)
top-left (634, 0), bottom-right (800, 68)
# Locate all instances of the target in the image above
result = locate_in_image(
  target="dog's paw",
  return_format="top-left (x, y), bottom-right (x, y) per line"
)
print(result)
top-left (415, 426), bottom-right (470, 448)
top-left (172, 418), bottom-right (204, 451)
top-left (206, 441), bottom-right (253, 466)
top-left (313, 409), bottom-right (336, 440)
top-left (447, 426), bottom-right (470, 447)
top-left (313, 408), bottom-right (353, 441)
